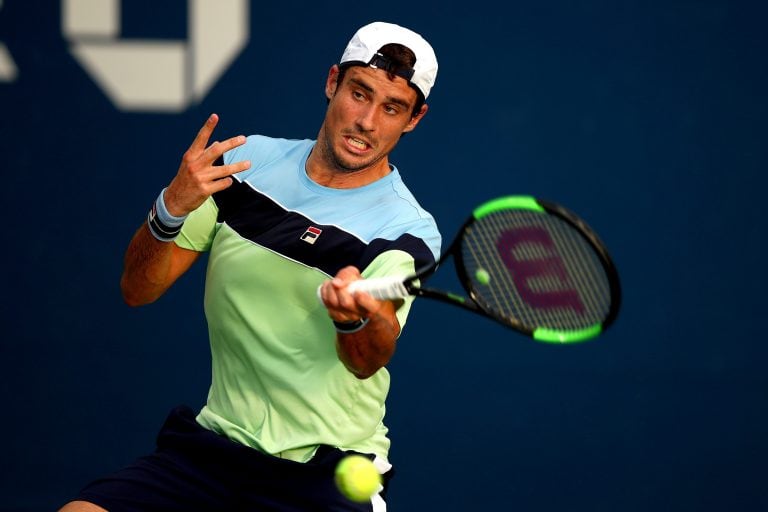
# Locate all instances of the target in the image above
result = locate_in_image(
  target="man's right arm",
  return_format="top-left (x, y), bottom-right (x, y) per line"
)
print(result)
top-left (120, 113), bottom-right (250, 306)
top-left (120, 224), bottom-right (200, 306)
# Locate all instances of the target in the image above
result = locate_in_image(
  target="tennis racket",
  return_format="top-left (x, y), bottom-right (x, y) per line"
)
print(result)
top-left (327, 196), bottom-right (621, 343)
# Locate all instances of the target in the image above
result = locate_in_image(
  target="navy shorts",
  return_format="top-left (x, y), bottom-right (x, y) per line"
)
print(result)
top-left (73, 405), bottom-right (392, 512)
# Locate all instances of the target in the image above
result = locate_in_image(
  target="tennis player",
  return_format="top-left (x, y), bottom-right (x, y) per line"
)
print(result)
top-left (60, 21), bottom-right (440, 512)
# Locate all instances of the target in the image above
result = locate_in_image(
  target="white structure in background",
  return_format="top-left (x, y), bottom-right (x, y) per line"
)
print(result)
top-left (62, 0), bottom-right (249, 112)
top-left (0, 0), bottom-right (18, 81)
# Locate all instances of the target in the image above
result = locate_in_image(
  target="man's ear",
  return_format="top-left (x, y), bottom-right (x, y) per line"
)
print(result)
top-left (325, 64), bottom-right (341, 100)
top-left (403, 103), bottom-right (429, 134)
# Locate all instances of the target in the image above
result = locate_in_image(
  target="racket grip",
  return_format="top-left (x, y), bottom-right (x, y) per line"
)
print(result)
top-left (347, 277), bottom-right (409, 300)
top-left (316, 276), bottom-right (409, 303)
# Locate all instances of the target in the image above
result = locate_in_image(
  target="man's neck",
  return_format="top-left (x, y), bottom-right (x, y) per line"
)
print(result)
top-left (305, 146), bottom-right (391, 189)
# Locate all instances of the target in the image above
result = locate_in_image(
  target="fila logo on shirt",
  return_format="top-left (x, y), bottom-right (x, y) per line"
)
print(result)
top-left (300, 226), bottom-right (323, 244)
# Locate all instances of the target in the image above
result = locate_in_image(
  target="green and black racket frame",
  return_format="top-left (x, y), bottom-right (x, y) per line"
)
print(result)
top-left (342, 195), bottom-right (622, 343)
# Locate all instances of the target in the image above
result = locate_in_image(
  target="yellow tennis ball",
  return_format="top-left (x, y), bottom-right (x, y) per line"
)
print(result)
top-left (334, 454), bottom-right (382, 503)
top-left (475, 268), bottom-right (491, 285)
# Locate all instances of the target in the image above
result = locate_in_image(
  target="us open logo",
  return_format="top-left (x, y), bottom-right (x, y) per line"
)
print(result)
top-left (300, 226), bottom-right (322, 245)
top-left (0, 0), bottom-right (16, 81)
top-left (60, 0), bottom-right (249, 112)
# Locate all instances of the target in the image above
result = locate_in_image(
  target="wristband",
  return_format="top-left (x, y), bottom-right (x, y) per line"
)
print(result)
top-left (333, 317), bottom-right (370, 334)
top-left (147, 188), bottom-right (187, 242)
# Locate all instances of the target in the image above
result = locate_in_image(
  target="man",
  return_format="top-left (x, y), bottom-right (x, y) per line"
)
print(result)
top-left (61, 21), bottom-right (440, 512)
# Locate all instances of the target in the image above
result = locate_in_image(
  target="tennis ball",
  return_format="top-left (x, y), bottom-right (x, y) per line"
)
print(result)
top-left (475, 268), bottom-right (491, 285)
top-left (334, 454), bottom-right (382, 503)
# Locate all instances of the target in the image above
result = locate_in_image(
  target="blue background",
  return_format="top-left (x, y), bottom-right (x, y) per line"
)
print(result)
top-left (2, 1), bottom-right (767, 510)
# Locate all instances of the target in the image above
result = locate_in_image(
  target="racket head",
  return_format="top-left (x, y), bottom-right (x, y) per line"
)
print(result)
top-left (452, 196), bottom-right (621, 343)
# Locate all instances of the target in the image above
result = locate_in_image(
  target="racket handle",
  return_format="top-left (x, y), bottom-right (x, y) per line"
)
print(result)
top-left (316, 276), bottom-right (410, 303)
top-left (347, 277), bottom-right (409, 300)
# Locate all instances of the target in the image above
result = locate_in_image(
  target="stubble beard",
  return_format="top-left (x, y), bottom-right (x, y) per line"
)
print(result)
top-left (320, 125), bottom-right (385, 174)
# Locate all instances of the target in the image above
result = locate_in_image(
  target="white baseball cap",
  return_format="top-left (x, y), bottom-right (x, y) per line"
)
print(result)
top-left (339, 22), bottom-right (438, 99)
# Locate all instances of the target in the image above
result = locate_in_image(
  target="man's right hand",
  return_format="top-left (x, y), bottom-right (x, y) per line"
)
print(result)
top-left (163, 113), bottom-right (251, 217)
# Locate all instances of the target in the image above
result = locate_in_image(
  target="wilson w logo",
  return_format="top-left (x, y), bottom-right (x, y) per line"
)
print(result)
top-left (496, 226), bottom-right (585, 314)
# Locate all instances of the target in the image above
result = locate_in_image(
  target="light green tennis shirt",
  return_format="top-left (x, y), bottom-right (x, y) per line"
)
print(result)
top-left (174, 135), bottom-right (441, 463)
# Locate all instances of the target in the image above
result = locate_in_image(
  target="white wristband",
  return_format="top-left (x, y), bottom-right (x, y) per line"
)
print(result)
top-left (155, 188), bottom-right (187, 227)
top-left (147, 188), bottom-right (187, 242)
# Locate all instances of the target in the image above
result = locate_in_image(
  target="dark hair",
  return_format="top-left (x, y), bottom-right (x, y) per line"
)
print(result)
top-left (337, 43), bottom-right (426, 117)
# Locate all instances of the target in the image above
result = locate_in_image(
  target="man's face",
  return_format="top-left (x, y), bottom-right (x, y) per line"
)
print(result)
top-left (318, 65), bottom-right (427, 174)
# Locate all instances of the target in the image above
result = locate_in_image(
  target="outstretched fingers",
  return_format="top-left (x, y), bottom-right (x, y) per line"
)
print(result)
top-left (211, 159), bottom-right (252, 180)
top-left (187, 113), bottom-right (220, 156)
top-left (205, 134), bottom-right (247, 164)
top-left (199, 135), bottom-right (250, 183)
top-left (164, 115), bottom-right (251, 216)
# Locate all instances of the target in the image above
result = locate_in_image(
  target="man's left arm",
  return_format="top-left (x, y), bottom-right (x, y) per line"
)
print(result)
top-left (318, 265), bottom-right (401, 379)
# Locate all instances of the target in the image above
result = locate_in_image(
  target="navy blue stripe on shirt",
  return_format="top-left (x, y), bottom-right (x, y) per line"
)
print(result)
top-left (212, 180), bottom-right (435, 277)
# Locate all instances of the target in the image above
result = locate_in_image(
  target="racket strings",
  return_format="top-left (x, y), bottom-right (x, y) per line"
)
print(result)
top-left (462, 210), bottom-right (613, 331)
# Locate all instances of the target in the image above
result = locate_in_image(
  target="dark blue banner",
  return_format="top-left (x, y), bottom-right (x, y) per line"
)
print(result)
top-left (1, 1), bottom-right (766, 510)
